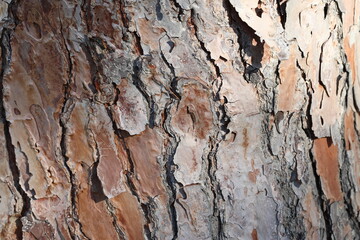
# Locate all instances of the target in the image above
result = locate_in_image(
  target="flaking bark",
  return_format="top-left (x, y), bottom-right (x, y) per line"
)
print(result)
top-left (0, 0), bottom-right (359, 239)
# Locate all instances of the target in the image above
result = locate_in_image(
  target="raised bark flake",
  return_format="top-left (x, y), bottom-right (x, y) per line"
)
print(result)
top-left (0, 0), bottom-right (359, 239)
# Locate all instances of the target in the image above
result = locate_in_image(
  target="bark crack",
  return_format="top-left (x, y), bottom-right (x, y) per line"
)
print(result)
top-left (162, 100), bottom-right (180, 240)
top-left (159, 34), bottom-right (176, 79)
top-left (189, 9), bottom-right (230, 138)
top-left (140, 201), bottom-right (156, 240)
top-left (206, 138), bottom-right (225, 239)
top-left (157, 32), bottom-right (184, 240)
top-left (309, 149), bottom-right (334, 240)
top-left (337, 19), bottom-right (360, 234)
top-left (340, 147), bottom-right (360, 236)
top-left (132, 57), bottom-right (157, 128)
top-left (0, 16), bottom-right (31, 239)
top-left (169, 0), bottom-right (185, 22)
top-left (188, 8), bottom-right (230, 238)
top-left (58, 14), bottom-right (90, 240)
top-left (223, 0), bottom-right (264, 84)
top-left (105, 108), bottom-right (157, 239)
top-left (296, 60), bottom-right (316, 139)
top-left (105, 200), bottom-right (126, 240)
top-left (0, 4), bottom-right (31, 239)
top-left (318, 34), bottom-right (332, 98)
top-left (276, 0), bottom-right (288, 28)
top-left (190, 9), bottom-right (221, 79)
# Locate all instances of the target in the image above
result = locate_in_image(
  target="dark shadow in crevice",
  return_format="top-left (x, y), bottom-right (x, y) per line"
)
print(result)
top-left (89, 161), bottom-right (107, 202)
top-left (223, 0), bottom-right (264, 76)
top-left (276, 0), bottom-right (287, 28)
top-left (156, 0), bottom-right (163, 21)
top-left (255, 7), bottom-right (263, 18)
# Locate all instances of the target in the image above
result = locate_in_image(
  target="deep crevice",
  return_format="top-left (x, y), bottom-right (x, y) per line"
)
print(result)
top-left (339, 39), bottom-right (360, 235)
top-left (89, 161), bottom-right (107, 202)
top-left (206, 138), bottom-right (225, 239)
top-left (223, 0), bottom-right (264, 82)
top-left (0, 6), bottom-right (31, 239)
top-left (309, 150), bottom-right (333, 240)
top-left (190, 8), bottom-right (221, 79)
top-left (105, 108), bottom-right (157, 239)
top-left (105, 200), bottom-right (127, 240)
top-left (324, 3), bottom-right (329, 19)
top-left (318, 35), bottom-right (331, 98)
top-left (140, 202), bottom-right (155, 240)
top-left (332, 0), bottom-right (343, 22)
top-left (162, 102), bottom-right (180, 240)
top-left (58, 15), bottom-right (86, 240)
top-left (169, 0), bottom-right (185, 22)
top-left (340, 144), bottom-right (360, 236)
top-left (188, 8), bottom-right (230, 138)
top-left (296, 61), bottom-right (316, 139)
top-left (132, 57), bottom-right (157, 128)
top-left (276, 0), bottom-right (287, 28)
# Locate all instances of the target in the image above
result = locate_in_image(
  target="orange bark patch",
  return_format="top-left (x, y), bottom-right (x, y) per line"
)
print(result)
top-left (68, 103), bottom-right (94, 166)
top-left (313, 137), bottom-right (342, 202)
top-left (344, 111), bottom-right (356, 150)
top-left (96, 129), bottom-right (127, 197)
top-left (248, 170), bottom-right (260, 183)
top-left (278, 44), bottom-right (299, 112)
top-left (137, 18), bottom-right (165, 52)
top-left (77, 183), bottom-right (119, 239)
top-left (126, 127), bottom-right (166, 199)
top-left (251, 229), bottom-right (258, 240)
top-left (27, 221), bottom-right (55, 239)
top-left (248, 159), bottom-right (260, 183)
top-left (344, 36), bottom-right (356, 85)
top-left (242, 128), bottom-right (249, 158)
top-left (111, 192), bottom-right (145, 240)
top-left (344, 111), bottom-right (360, 185)
top-left (262, 43), bottom-right (271, 64)
top-left (302, 190), bottom-right (321, 239)
top-left (172, 82), bottom-right (213, 139)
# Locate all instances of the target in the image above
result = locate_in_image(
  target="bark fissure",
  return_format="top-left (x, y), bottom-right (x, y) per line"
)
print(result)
top-left (159, 35), bottom-right (176, 78)
top-left (223, 0), bottom-right (248, 82)
top-left (189, 8), bottom-right (230, 140)
top-left (140, 202), bottom-right (155, 240)
top-left (341, 149), bottom-right (360, 236)
top-left (105, 200), bottom-right (126, 240)
top-left (106, 108), bottom-right (155, 239)
top-left (296, 61), bottom-right (316, 139)
top-left (162, 101), bottom-right (180, 240)
top-left (309, 150), bottom-right (333, 240)
top-left (1, 0), bottom-right (360, 239)
top-left (190, 9), bottom-right (221, 79)
top-left (206, 138), bottom-right (224, 239)
top-left (132, 58), bottom-right (157, 128)
top-left (57, 14), bottom-right (86, 240)
top-left (0, 9), bottom-right (30, 240)
top-left (170, 0), bottom-right (185, 22)
top-left (318, 35), bottom-right (331, 97)
top-left (224, 0), bottom-right (264, 83)
top-left (276, 0), bottom-right (287, 28)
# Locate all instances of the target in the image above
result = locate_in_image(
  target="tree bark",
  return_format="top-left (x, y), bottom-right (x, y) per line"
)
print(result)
top-left (0, 0), bottom-right (359, 239)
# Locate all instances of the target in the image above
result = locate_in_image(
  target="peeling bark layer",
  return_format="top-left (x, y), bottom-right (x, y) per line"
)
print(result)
top-left (0, 0), bottom-right (359, 239)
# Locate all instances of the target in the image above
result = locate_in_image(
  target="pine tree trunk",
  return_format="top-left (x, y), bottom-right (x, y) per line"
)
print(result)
top-left (0, 0), bottom-right (359, 239)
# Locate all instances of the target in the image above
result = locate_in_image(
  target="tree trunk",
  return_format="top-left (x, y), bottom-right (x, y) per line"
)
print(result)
top-left (0, 0), bottom-right (359, 239)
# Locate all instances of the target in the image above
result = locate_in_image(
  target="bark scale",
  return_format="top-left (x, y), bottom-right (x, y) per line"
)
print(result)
top-left (0, 0), bottom-right (359, 239)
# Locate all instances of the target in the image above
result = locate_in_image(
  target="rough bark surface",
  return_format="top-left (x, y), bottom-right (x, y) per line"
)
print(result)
top-left (0, 0), bottom-right (359, 239)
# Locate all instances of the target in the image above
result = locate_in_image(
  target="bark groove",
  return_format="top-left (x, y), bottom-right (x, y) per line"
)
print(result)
top-left (0, 0), bottom-right (359, 239)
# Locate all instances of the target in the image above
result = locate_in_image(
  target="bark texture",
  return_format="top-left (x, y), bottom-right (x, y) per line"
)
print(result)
top-left (0, 0), bottom-right (359, 239)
